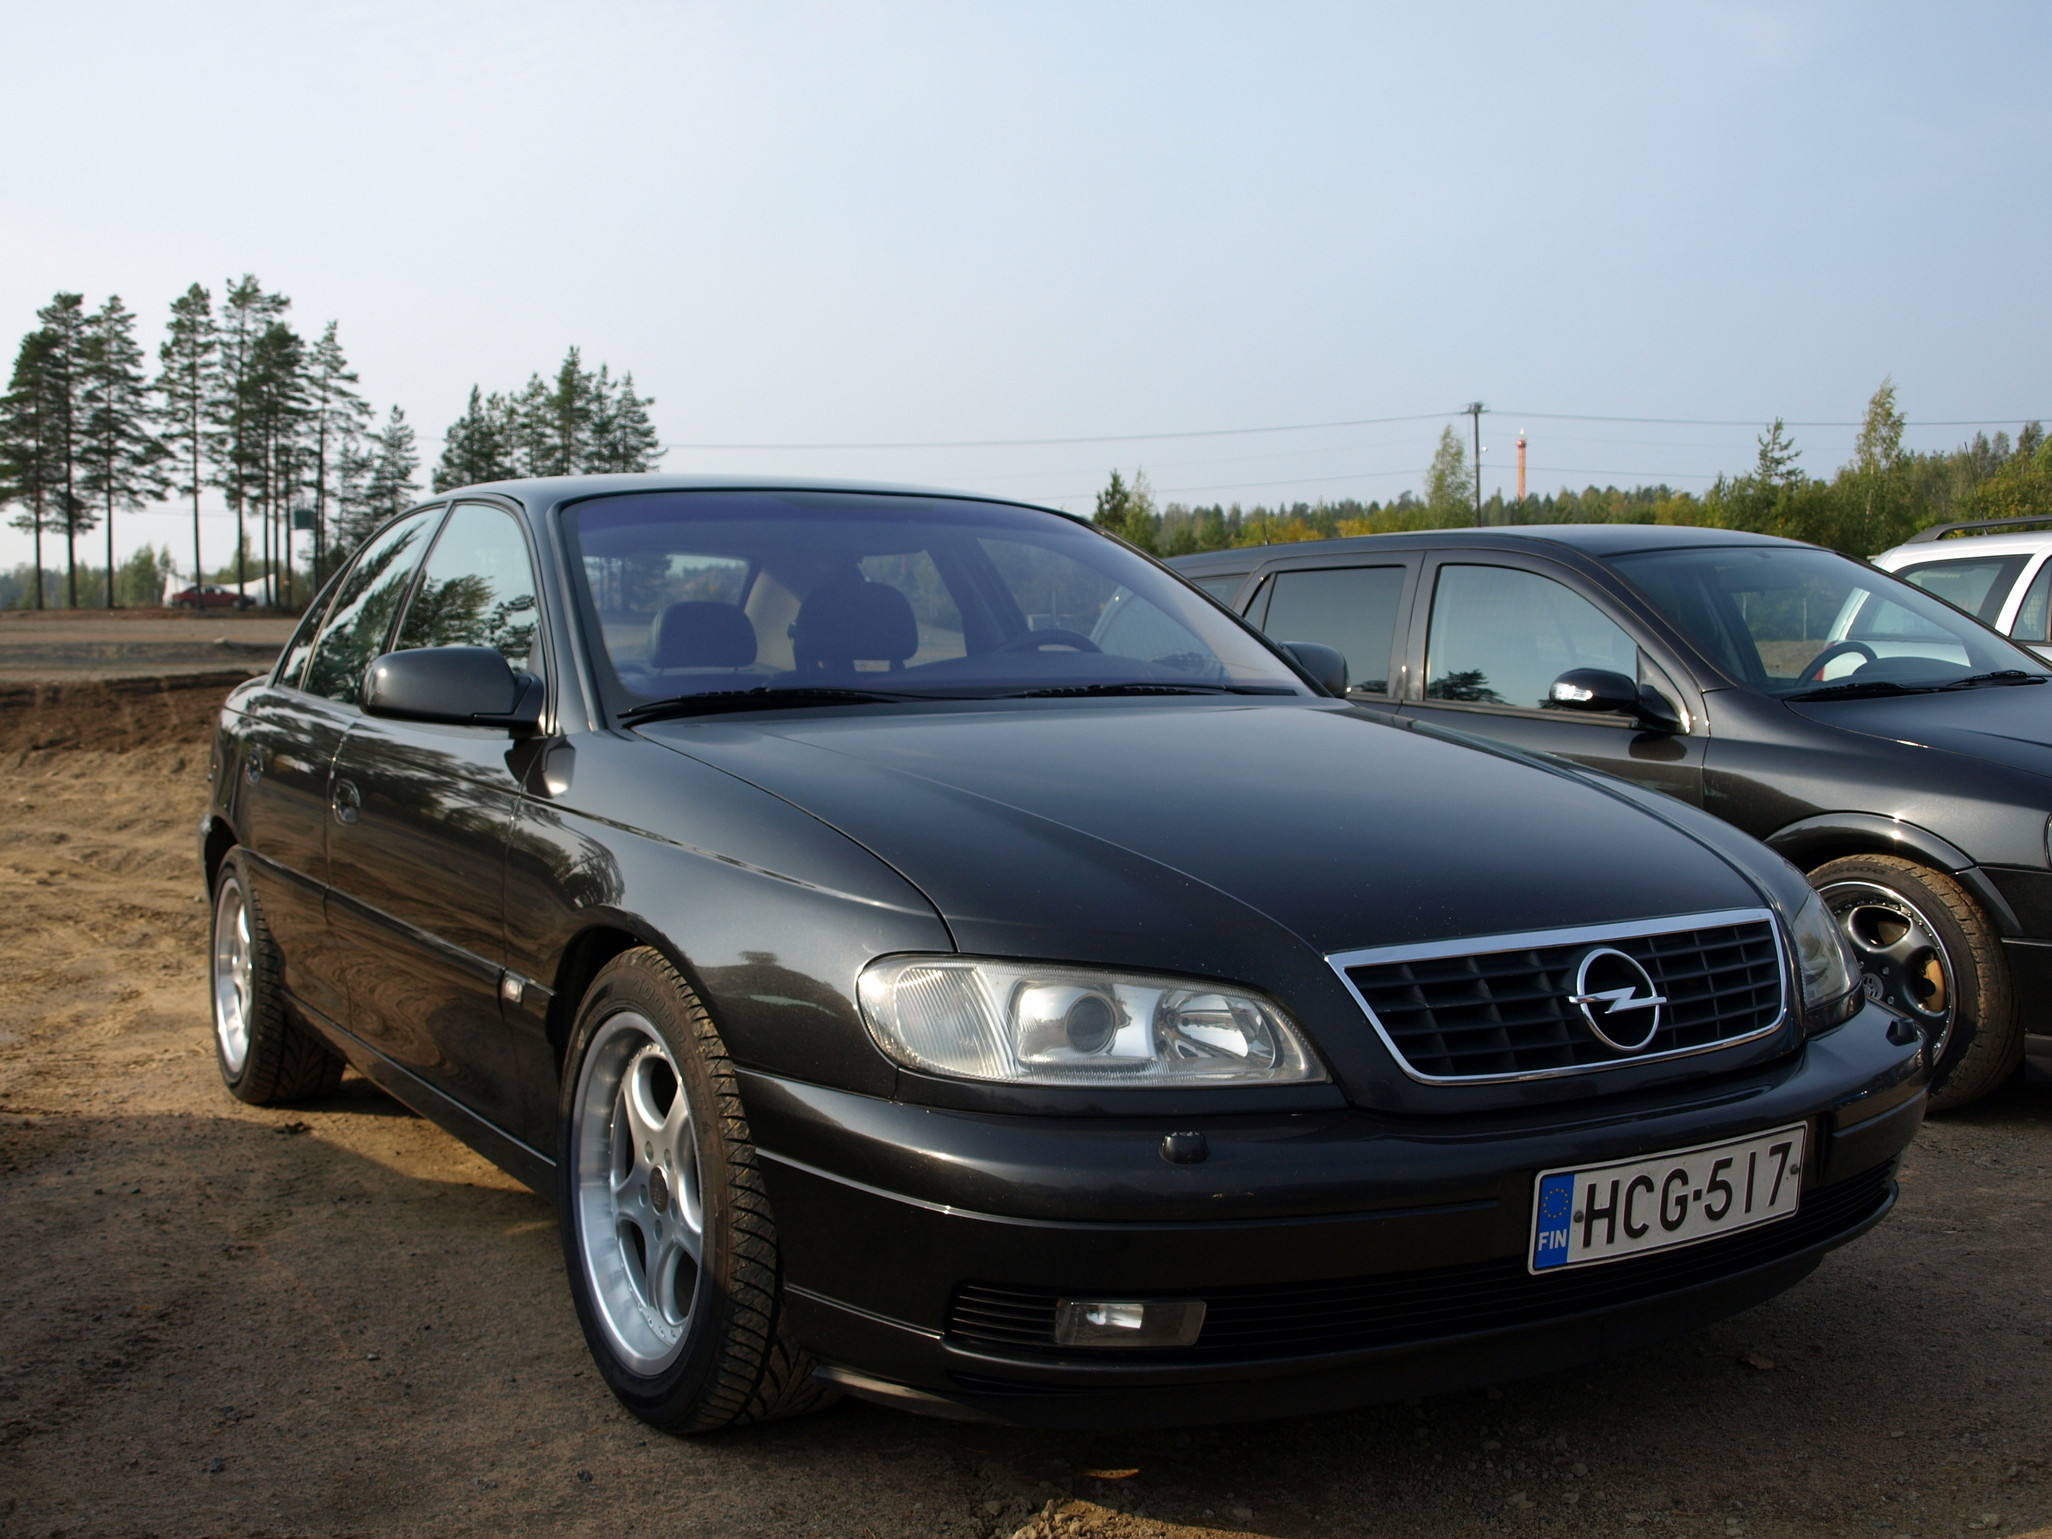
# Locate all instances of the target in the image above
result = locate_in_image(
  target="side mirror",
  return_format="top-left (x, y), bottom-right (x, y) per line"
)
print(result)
top-left (1548, 668), bottom-right (1683, 732)
top-left (1280, 641), bottom-right (1348, 698)
top-left (363, 647), bottom-right (543, 734)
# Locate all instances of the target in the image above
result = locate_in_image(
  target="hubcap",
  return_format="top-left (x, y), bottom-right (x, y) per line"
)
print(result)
top-left (571, 1011), bottom-right (705, 1375)
top-left (1820, 880), bottom-right (1954, 1063)
top-left (212, 875), bottom-right (254, 1076)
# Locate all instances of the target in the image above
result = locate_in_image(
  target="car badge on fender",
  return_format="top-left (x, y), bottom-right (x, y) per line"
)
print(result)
top-left (1568, 947), bottom-right (1668, 1052)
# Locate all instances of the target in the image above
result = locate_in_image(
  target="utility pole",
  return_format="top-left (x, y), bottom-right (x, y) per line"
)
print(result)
top-left (1464, 401), bottom-right (1486, 524)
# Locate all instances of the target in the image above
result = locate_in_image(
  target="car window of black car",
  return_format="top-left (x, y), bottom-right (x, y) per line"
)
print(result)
top-left (274, 592), bottom-right (332, 690)
top-left (1425, 565), bottom-right (1637, 710)
top-left (1257, 566), bottom-right (1406, 696)
top-left (300, 510), bottom-right (442, 704)
top-left (1896, 554), bottom-right (2027, 623)
top-left (1610, 545), bottom-right (2045, 695)
top-left (2013, 560), bottom-right (2052, 642)
top-left (394, 503), bottom-right (546, 678)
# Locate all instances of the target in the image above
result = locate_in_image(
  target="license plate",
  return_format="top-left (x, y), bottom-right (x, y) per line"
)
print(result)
top-left (1529, 1123), bottom-right (1807, 1274)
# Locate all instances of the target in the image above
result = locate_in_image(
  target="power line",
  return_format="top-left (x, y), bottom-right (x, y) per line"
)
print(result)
top-left (664, 406), bottom-right (2047, 452)
top-left (662, 411), bottom-right (1459, 451)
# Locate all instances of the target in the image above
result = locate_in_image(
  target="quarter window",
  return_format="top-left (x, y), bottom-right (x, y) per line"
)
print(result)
top-left (301, 511), bottom-right (441, 704)
top-left (2011, 562), bottom-right (2052, 643)
top-left (1259, 566), bottom-right (1406, 695)
top-left (394, 504), bottom-right (545, 677)
top-left (1426, 565), bottom-right (1637, 709)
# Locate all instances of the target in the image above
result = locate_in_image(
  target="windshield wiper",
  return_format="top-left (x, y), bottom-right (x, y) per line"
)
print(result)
top-left (1935, 669), bottom-right (2048, 692)
top-left (620, 686), bottom-right (942, 724)
top-left (1002, 681), bottom-right (1240, 699)
top-left (1785, 668), bottom-right (2048, 704)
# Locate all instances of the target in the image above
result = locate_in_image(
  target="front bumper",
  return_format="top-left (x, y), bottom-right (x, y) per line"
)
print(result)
top-left (745, 1002), bottom-right (1924, 1427)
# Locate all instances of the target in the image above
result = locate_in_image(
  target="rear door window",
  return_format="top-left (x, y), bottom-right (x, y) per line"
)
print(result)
top-left (1258, 566), bottom-right (1407, 695)
top-left (2010, 560), bottom-right (2052, 643)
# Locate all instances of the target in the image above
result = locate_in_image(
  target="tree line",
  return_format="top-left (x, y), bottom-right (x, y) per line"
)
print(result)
top-left (0, 278), bottom-right (663, 609)
top-left (1092, 381), bottom-right (2052, 560)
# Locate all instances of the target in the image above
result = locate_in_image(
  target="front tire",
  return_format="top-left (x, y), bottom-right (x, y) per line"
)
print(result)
top-left (210, 849), bottom-right (344, 1104)
top-left (1810, 854), bottom-right (2020, 1111)
top-left (557, 947), bottom-right (833, 1433)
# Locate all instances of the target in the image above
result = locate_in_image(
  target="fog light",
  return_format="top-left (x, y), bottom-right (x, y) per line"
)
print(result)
top-left (1052, 1297), bottom-right (1207, 1348)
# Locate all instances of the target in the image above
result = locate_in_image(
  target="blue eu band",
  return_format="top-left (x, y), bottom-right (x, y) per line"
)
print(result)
top-left (1532, 1172), bottom-right (1576, 1269)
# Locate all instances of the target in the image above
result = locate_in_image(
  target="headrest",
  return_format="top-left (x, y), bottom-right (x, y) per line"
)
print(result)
top-left (791, 577), bottom-right (918, 673)
top-left (648, 601), bottom-right (757, 670)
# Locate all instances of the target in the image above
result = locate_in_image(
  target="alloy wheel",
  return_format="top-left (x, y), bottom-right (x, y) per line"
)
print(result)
top-left (571, 1010), bottom-right (706, 1376)
top-left (211, 875), bottom-right (254, 1076)
top-left (1819, 879), bottom-right (1954, 1063)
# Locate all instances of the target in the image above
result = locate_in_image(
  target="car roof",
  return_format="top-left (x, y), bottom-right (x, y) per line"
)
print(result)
top-left (430, 471), bottom-right (1075, 517)
top-left (1875, 530), bottom-right (2052, 565)
top-left (1162, 522), bottom-right (1801, 571)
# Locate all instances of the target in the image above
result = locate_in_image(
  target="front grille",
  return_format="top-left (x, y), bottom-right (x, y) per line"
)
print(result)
top-left (946, 1158), bottom-right (1893, 1366)
top-left (1333, 910), bottom-right (1786, 1083)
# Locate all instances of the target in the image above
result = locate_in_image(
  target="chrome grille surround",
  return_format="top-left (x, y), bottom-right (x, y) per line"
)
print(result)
top-left (1327, 908), bottom-right (1789, 1086)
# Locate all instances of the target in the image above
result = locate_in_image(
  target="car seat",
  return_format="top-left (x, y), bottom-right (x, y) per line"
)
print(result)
top-left (646, 601), bottom-right (758, 672)
top-left (788, 575), bottom-right (918, 679)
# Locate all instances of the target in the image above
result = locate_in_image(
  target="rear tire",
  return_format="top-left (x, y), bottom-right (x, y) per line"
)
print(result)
top-left (210, 849), bottom-right (345, 1105)
top-left (557, 946), bottom-right (835, 1433)
top-left (1809, 854), bottom-right (2019, 1111)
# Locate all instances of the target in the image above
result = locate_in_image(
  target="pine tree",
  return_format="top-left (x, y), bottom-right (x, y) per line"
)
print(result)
top-left (210, 275), bottom-right (290, 592)
top-left (0, 331), bottom-right (57, 608)
top-left (246, 321), bottom-right (307, 604)
top-left (433, 385), bottom-right (520, 490)
top-left (33, 294), bottom-right (95, 608)
top-left (79, 296), bottom-right (165, 607)
top-left (305, 322), bottom-right (370, 586)
top-left (587, 367), bottom-right (664, 472)
top-left (156, 283), bottom-right (216, 596)
top-left (1755, 419), bottom-right (1804, 488)
top-left (337, 406), bottom-right (420, 550)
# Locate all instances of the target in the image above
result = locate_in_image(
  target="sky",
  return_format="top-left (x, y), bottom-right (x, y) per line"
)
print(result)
top-left (4, 0), bottom-right (2049, 571)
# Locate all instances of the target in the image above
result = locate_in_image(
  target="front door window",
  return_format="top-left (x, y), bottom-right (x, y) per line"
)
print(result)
top-left (1426, 565), bottom-right (1637, 709)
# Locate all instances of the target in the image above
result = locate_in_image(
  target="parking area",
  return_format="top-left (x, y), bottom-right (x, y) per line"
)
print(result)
top-left (2, 678), bottom-right (2048, 1539)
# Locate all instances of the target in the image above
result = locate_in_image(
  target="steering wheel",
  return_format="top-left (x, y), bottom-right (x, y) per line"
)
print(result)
top-left (994, 628), bottom-right (1101, 653)
top-left (1802, 640), bottom-right (1877, 682)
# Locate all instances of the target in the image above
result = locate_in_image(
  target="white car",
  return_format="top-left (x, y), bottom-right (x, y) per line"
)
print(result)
top-left (1871, 514), bottom-right (2052, 664)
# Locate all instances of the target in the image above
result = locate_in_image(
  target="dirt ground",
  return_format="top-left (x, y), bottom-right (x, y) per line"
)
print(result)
top-left (0, 608), bottom-right (290, 682)
top-left (2, 676), bottom-right (2049, 1539)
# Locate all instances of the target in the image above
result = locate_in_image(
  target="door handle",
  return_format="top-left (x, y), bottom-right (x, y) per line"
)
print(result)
top-left (331, 778), bottom-right (361, 825)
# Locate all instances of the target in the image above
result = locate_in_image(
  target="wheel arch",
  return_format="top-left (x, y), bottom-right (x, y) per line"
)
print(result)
top-left (543, 918), bottom-right (711, 1075)
top-left (1767, 813), bottom-right (2021, 936)
top-left (201, 815), bottom-right (239, 894)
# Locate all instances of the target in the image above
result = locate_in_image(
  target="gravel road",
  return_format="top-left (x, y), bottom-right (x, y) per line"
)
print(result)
top-left (1, 676), bottom-right (2048, 1539)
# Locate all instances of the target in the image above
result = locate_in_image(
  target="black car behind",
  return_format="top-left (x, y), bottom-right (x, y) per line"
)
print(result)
top-left (202, 481), bottom-right (1925, 1431)
top-left (1171, 525), bottom-right (2052, 1111)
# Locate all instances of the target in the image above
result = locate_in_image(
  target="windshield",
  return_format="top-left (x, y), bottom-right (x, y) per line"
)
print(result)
top-left (563, 490), bottom-right (1305, 715)
top-left (1611, 544), bottom-right (2048, 698)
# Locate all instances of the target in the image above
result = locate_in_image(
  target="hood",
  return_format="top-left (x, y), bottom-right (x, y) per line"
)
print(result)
top-left (1790, 683), bottom-right (2052, 783)
top-left (636, 700), bottom-right (1762, 973)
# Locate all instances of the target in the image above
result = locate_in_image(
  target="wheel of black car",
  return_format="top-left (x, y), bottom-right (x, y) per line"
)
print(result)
top-left (210, 849), bottom-right (345, 1105)
top-left (1801, 640), bottom-right (1877, 681)
top-left (1809, 854), bottom-right (2020, 1111)
top-left (993, 627), bottom-right (1101, 653)
top-left (558, 947), bottom-right (834, 1433)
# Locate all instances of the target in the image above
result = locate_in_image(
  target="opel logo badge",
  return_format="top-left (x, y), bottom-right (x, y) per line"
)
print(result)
top-left (1569, 947), bottom-right (1668, 1052)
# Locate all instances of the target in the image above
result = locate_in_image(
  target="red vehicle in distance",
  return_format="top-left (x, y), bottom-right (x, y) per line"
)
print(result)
top-left (171, 584), bottom-right (258, 611)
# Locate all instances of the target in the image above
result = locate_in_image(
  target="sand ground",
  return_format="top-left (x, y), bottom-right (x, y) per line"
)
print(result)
top-left (1, 675), bottom-right (2048, 1539)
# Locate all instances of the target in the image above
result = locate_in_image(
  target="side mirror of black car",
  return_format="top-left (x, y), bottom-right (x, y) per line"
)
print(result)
top-left (362, 647), bottom-right (543, 735)
top-left (1280, 641), bottom-right (1348, 698)
top-left (1548, 668), bottom-right (1683, 733)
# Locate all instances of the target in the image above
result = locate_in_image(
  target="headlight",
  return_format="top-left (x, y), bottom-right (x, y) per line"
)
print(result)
top-left (857, 957), bottom-right (1325, 1086)
top-left (1789, 889), bottom-right (1861, 1031)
